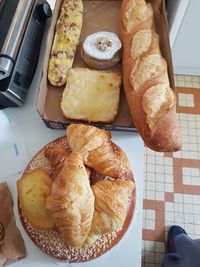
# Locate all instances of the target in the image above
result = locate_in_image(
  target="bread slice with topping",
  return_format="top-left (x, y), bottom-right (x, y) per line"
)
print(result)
top-left (61, 68), bottom-right (121, 123)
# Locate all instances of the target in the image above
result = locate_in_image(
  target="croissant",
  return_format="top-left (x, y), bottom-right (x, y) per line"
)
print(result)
top-left (66, 124), bottom-right (133, 179)
top-left (86, 179), bottom-right (135, 245)
top-left (66, 123), bottom-right (110, 161)
top-left (46, 152), bottom-right (94, 248)
top-left (44, 146), bottom-right (70, 179)
top-left (87, 141), bottom-right (133, 179)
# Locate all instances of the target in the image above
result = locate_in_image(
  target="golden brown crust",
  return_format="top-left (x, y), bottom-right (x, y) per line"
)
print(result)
top-left (67, 124), bottom-right (133, 179)
top-left (46, 153), bottom-right (95, 248)
top-left (17, 168), bottom-right (54, 230)
top-left (86, 179), bottom-right (135, 245)
top-left (87, 141), bottom-right (133, 179)
top-left (17, 134), bottom-right (136, 262)
top-left (61, 68), bottom-right (121, 123)
top-left (66, 124), bottom-right (111, 161)
top-left (120, 0), bottom-right (182, 152)
top-left (44, 146), bottom-right (70, 179)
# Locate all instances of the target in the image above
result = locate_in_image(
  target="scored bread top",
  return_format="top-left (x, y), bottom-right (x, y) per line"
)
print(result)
top-left (120, 0), bottom-right (182, 151)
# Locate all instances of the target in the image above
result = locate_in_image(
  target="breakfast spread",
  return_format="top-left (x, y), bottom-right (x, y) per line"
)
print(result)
top-left (82, 31), bottom-right (122, 69)
top-left (0, 0), bottom-right (184, 265)
top-left (47, 0), bottom-right (83, 86)
top-left (44, 0), bottom-right (182, 151)
top-left (17, 124), bottom-right (136, 262)
top-left (120, 0), bottom-right (182, 151)
top-left (61, 68), bottom-right (121, 123)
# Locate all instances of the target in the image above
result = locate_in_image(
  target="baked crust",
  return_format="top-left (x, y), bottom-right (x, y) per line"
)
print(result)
top-left (120, 0), bottom-right (182, 152)
top-left (44, 146), bottom-right (70, 180)
top-left (61, 68), bottom-right (121, 123)
top-left (67, 124), bottom-right (133, 179)
top-left (18, 134), bottom-right (136, 263)
top-left (86, 180), bottom-right (135, 245)
top-left (17, 168), bottom-right (54, 230)
top-left (46, 152), bottom-right (95, 248)
top-left (47, 0), bottom-right (83, 86)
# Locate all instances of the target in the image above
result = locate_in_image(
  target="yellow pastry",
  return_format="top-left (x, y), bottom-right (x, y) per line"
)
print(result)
top-left (17, 169), bottom-right (54, 230)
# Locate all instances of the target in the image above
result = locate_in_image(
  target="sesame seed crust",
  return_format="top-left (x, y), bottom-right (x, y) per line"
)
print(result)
top-left (18, 136), bottom-right (136, 262)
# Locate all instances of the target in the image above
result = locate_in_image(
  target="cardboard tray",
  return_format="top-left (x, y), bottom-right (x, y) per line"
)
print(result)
top-left (37, 0), bottom-right (174, 131)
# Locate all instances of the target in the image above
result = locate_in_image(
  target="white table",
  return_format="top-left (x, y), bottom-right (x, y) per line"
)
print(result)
top-left (0, 3), bottom-right (144, 266)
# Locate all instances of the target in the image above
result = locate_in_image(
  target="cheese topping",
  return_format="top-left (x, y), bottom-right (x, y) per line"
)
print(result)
top-left (61, 68), bottom-right (121, 122)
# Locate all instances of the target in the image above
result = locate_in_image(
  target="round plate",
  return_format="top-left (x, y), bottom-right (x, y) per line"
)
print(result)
top-left (18, 136), bottom-right (136, 263)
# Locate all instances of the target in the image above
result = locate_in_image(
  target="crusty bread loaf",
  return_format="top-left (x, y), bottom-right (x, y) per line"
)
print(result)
top-left (120, 0), bottom-right (182, 152)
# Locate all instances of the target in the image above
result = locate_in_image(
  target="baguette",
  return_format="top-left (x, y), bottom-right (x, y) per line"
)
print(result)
top-left (120, 0), bottom-right (182, 152)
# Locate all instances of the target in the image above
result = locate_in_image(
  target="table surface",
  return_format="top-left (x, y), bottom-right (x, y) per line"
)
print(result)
top-left (0, 1), bottom-right (144, 265)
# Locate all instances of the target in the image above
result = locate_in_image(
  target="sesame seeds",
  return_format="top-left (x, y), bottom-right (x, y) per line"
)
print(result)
top-left (21, 212), bottom-right (118, 262)
top-left (19, 136), bottom-right (135, 262)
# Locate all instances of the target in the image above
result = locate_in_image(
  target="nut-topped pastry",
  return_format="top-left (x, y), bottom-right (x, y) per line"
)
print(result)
top-left (82, 31), bottom-right (122, 70)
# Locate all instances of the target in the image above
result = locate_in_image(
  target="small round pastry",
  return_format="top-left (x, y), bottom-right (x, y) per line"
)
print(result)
top-left (82, 31), bottom-right (122, 70)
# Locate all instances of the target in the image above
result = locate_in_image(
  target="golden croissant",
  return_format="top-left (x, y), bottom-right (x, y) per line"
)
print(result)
top-left (86, 179), bottom-right (135, 245)
top-left (46, 152), bottom-right (94, 248)
top-left (66, 124), bottom-right (133, 179)
top-left (66, 123), bottom-right (110, 161)
top-left (44, 146), bottom-right (70, 179)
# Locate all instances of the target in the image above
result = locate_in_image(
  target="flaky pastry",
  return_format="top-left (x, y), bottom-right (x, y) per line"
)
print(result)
top-left (44, 146), bottom-right (70, 179)
top-left (46, 152), bottom-right (94, 248)
top-left (67, 124), bottom-right (133, 179)
top-left (86, 179), bottom-right (135, 245)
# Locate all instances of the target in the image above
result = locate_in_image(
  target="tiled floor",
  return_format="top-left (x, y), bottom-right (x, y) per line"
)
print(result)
top-left (142, 75), bottom-right (200, 267)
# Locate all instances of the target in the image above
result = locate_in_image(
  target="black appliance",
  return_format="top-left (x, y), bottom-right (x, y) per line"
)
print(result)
top-left (0, 0), bottom-right (52, 108)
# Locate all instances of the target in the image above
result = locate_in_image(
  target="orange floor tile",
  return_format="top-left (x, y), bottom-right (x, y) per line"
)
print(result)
top-left (142, 75), bottom-right (200, 267)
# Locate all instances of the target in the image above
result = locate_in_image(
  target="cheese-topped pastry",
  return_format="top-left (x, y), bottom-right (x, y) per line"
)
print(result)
top-left (61, 68), bottom-right (121, 123)
top-left (82, 32), bottom-right (122, 70)
top-left (48, 0), bottom-right (83, 86)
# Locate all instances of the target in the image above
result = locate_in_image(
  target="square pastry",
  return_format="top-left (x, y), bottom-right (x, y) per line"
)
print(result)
top-left (61, 68), bottom-right (121, 123)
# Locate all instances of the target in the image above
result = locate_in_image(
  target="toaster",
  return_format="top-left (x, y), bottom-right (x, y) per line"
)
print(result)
top-left (0, 0), bottom-right (52, 108)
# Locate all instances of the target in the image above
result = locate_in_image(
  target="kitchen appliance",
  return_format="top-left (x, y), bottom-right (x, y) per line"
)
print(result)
top-left (0, 0), bottom-right (52, 108)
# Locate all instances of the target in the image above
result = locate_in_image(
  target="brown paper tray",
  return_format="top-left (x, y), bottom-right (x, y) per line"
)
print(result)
top-left (37, 0), bottom-right (174, 131)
